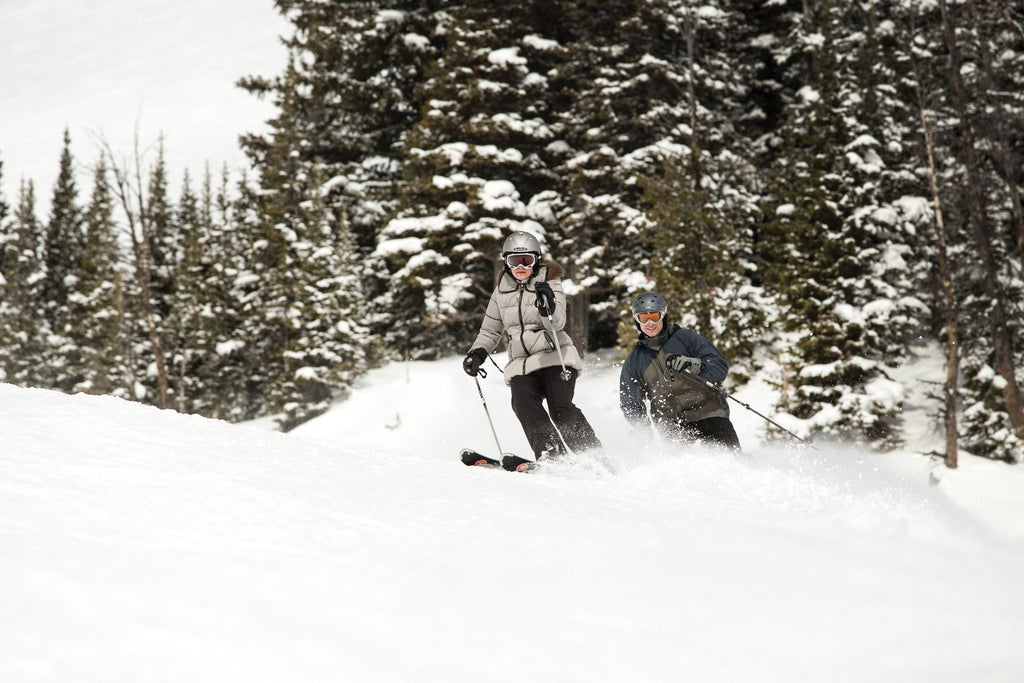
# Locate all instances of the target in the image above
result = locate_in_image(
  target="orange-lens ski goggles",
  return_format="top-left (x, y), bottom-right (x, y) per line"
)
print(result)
top-left (635, 311), bottom-right (664, 323)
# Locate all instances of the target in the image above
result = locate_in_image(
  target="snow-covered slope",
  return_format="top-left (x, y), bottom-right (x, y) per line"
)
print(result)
top-left (3, 355), bottom-right (1023, 682)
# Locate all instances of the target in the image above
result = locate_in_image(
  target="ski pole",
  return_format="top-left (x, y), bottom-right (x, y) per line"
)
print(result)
top-left (474, 373), bottom-right (506, 455)
top-left (536, 291), bottom-right (572, 381)
top-left (693, 376), bottom-right (815, 448)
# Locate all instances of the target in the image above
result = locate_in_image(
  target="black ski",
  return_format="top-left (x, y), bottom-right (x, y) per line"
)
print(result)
top-left (461, 448), bottom-right (501, 468)
top-left (460, 448), bottom-right (538, 472)
top-left (501, 454), bottom-right (538, 472)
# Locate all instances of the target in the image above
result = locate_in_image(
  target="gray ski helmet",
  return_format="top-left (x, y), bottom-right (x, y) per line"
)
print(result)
top-left (631, 291), bottom-right (668, 315)
top-left (502, 230), bottom-right (541, 258)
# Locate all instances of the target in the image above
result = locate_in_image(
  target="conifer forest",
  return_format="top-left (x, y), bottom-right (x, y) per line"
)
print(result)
top-left (1, 0), bottom-right (1021, 461)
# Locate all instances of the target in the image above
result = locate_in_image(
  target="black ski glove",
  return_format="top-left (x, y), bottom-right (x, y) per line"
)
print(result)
top-left (463, 348), bottom-right (488, 376)
top-left (534, 281), bottom-right (556, 317)
top-left (665, 354), bottom-right (702, 374)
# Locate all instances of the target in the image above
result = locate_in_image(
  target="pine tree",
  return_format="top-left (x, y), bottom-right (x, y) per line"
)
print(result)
top-left (757, 0), bottom-right (920, 448)
top-left (0, 180), bottom-right (50, 386)
top-left (43, 129), bottom-right (86, 390)
top-left (169, 170), bottom-right (204, 412)
top-left (0, 158), bottom-right (9, 229)
top-left (552, 0), bottom-right (703, 350)
top-left (71, 159), bottom-right (130, 396)
top-left (894, 1), bottom-right (965, 466)
top-left (216, 170), bottom-right (274, 420)
top-left (236, 1), bottom-right (443, 422)
top-left (104, 140), bottom-right (173, 409)
top-left (383, 1), bottom-right (568, 355)
top-left (631, 1), bottom-right (767, 379)
top-left (240, 0), bottom-right (434, 254)
top-left (43, 130), bottom-right (83, 321)
top-left (276, 162), bottom-right (373, 430)
top-left (171, 168), bottom-right (252, 419)
top-left (931, 0), bottom-right (1024, 460)
top-left (140, 140), bottom-right (181, 405)
top-left (234, 145), bottom-right (374, 429)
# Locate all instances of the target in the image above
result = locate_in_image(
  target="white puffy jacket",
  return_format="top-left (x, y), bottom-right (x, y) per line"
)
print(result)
top-left (468, 262), bottom-right (582, 385)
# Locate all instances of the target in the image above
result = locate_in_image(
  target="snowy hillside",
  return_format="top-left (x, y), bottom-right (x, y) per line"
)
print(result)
top-left (3, 355), bottom-right (1024, 682)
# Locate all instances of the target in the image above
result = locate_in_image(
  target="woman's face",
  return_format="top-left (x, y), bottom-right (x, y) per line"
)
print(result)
top-left (510, 263), bottom-right (534, 281)
top-left (505, 253), bottom-right (537, 281)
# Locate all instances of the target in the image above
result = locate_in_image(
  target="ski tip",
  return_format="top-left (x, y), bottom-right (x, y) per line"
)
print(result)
top-left (501, 454), bottom-right (538, 472)
top-left (461, 448), bottom-right (501, 467)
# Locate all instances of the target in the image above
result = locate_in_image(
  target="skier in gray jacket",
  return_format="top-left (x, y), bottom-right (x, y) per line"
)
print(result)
top-left (463, 231), bottom-right (602, 461)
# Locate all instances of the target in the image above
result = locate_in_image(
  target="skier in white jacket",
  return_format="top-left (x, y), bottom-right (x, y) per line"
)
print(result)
top-left (463, 231), bottom-right (602, 463)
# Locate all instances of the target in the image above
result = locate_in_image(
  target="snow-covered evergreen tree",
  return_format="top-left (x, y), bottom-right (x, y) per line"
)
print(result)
top-left (756, 0), bottom-right (924, 449)
top-left (0, 180), bottom-right (50, 386)
top-left (551, 0), bottom-right (709, 349)
top-left (913, 0), bottom-right (1024, 461)
top-left (69, 159), bottom-right (131, 397)
top-left (382, 3), bottom-right (564, 355)
top-left (236, 1), bottom-right (447, 422)
top-left (141, 142), bottom-right (181, 400)
top-left (240, 49), bottom-right (380, 426)
top-left (277, 162), bottom-right (372, 430)
top-left (631, 0), bottom-right (767, 378)
top-left (232, 149), bottom-right (374, 430)
top-left (43, 131), bottom-right (83, 321)
top-left (43, 130), bottom-right (86, 390)
top-left (0, 159), bottom-right (8, 229)
top-left (169, 170), bottom-right (207, 413)
top-left (185, 167), bottom-right (259, 421)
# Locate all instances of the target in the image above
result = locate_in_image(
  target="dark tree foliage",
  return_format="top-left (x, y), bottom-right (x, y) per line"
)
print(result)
top-left (67, 159), bottom-right (129, 397)
top-left (0, 179), bottom-right (50, 387)
top-left (3, 0), bottom-right (1022, 454)
top-left (44, 130), bottom-right (85, 389)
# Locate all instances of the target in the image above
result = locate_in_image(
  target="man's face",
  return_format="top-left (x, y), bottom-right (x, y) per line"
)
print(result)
top-left (635, 310), bottom-right (665, 337)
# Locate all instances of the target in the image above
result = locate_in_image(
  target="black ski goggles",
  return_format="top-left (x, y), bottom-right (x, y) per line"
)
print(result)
top-left (505, 253), bottom-right (537, 269)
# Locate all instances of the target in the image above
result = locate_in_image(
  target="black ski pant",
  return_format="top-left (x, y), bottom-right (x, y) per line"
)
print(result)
top-left (510, 366), bottom-right (602, 458)
top-left (665, 416), bottom-right (741, 451)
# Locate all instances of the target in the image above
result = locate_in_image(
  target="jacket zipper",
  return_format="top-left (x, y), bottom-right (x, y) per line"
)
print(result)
top-left (517, 285), bottom-right (528, 375)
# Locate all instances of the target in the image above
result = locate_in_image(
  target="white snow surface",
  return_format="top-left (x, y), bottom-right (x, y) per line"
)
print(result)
top-left (3, 351), bottom-right (1024, 682)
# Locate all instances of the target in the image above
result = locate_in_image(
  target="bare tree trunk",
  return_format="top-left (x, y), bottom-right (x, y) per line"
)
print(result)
top-left (910, 10), bottom-right (961, 466)
top-left (914, 71), bottom-right (960, 467)
top-left (178, 356), bottom-right (187, 413)
top-left (681, 6), bottom-right (716, 337)
top-left (111, 271), bottom-right (137, 400)
top-left (683, 6), bottom-right (701, 177)
top-left (102, 139), bottom-right (171, 410)
top-left (941, 0), bottom-right (1024, 439)
top-left (567, 291), bottom-right (589, 356)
